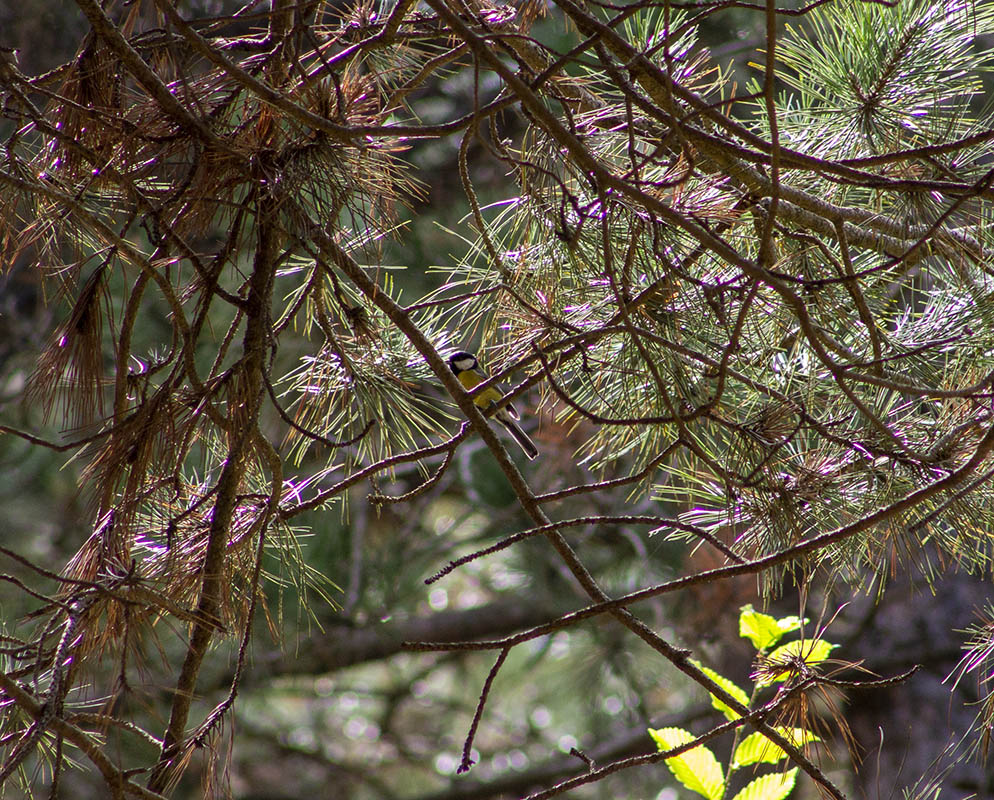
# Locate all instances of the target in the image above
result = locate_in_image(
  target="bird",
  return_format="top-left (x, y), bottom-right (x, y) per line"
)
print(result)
top-left (448, 350), bottom-right (538, 460)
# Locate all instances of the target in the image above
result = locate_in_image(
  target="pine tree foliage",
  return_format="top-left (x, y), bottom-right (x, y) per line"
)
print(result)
top-left (2, 0), bottom-right (994, 797)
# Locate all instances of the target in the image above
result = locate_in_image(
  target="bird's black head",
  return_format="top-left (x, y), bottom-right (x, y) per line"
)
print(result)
top-left (448, 351), bottom-right (478, 374)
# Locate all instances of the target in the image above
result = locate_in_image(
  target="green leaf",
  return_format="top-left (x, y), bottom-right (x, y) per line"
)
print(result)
top-left (648, 727), bottom-right (725, 800)
top-left (773, 616), bottom-right (805, 638)
top-left (763, 639), bottom-right (836, 683)
top-left (733, 729), bottom-right (820, 768)
top-left (739, 605), bottom-right (783, 651)
top-left (691, 660), bottom-right (750, 721)
top-left (731, 769), bottom-right (798, 800)
top-left (739, 605), bottom-right (807, 651)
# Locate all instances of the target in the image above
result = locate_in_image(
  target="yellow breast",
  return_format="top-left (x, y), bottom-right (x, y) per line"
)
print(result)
top-left (457, 369), bottom-right (503, 408)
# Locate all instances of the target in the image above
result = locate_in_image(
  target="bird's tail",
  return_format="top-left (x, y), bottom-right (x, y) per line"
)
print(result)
top-left (496, 411), bottom-right (538, 460)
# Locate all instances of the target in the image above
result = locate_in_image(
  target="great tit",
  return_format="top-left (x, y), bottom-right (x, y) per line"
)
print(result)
top-left (448, 350), bottom-right (538, 460)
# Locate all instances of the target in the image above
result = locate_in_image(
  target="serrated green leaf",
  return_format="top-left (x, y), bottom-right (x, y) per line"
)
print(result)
top-left (648, 727), bottom-right (725, 800)
top-left (692, 659), bottom-right (750, 721)
top-left (739, 605), bottom-right (810, 651)
top-left (739, 605), bottom-right (784, 651)
top-left (731, 768), bottom-right (798, 800)
top-left (774, 615), bottom-right (806, 637)
top-left (763, 639), bottom-right (837, 683)
top-left (733, 729), bottom-right (820, 767)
